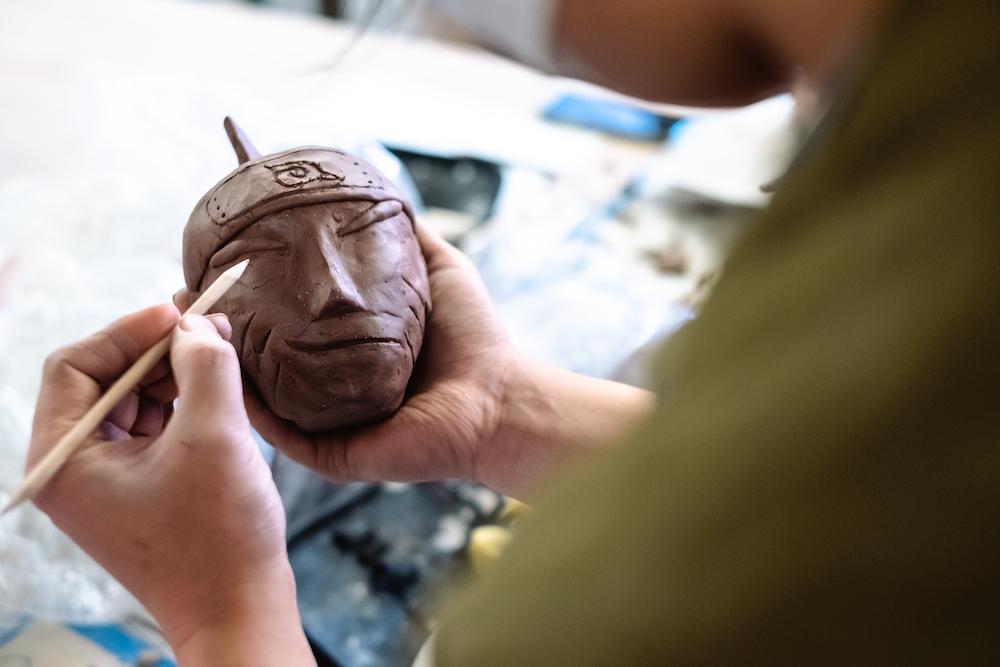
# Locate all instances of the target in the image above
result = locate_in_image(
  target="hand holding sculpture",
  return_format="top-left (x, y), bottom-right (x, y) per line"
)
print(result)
top-left (182, 119), bottom-right (430, 432)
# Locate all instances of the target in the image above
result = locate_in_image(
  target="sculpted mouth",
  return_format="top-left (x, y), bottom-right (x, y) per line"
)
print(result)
top-left (286, 337), bottom-right (402, 352)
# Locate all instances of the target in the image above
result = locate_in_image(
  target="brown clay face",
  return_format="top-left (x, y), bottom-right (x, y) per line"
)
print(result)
top-left (183, 123), bottom-right (429, 432)
top-left (199, 200), bottom-right (427, 430)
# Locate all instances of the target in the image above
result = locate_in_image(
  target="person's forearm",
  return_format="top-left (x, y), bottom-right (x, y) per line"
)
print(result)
top-left (553, 0), bottom-right (785, 106)
top-left (167, 562), bottom-right (315, 667)
top-left (477, 354), bottom-right (654, 499)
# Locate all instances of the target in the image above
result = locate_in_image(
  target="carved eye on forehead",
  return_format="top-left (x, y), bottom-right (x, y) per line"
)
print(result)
top-left (334, 200), bottom-right (405, 236)
top-left (267, 160), bottom-right (343, 188)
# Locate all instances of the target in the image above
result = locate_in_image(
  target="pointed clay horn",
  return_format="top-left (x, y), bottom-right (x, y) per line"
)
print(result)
top-left (223, 116), bottom-right (262, 165)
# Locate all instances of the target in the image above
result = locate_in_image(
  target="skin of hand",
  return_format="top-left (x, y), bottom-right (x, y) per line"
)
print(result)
top-left (26, 305), bottom-right (315, 666)
top-left (230, 222), bottom-right (654, 499)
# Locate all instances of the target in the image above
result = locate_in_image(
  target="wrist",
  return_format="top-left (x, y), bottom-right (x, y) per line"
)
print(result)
top-left (475, 353), bottom-right (655, 498)
top-left (472, 353), bottom-right (562, 496)
top-left (157, 560), bottom-right (313, 666)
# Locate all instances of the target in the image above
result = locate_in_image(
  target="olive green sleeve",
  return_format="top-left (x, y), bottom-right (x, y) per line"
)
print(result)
top-left (435, 0), bottom-right (1000, 663)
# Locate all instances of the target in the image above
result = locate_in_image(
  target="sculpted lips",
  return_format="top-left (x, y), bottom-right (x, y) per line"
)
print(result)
top-left (286, 336), bottom-right (402, 352)
top-left (284, 310), bottom-right (406, 353)
top-left (283, 312), bottom-right (412, 354)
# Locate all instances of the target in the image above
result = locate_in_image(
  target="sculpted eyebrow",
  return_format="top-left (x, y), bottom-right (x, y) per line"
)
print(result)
top-left (209, 238), bottom-right (288, 268)
top-left (338, 200), bottom-right (404, 237)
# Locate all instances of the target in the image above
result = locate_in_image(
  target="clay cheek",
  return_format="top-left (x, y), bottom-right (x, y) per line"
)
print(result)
top-left (212, 275), bottom-right (290, 375)
top-left (355, 234), bottom-right (419, 310)
top-left (350, 219), bottom-right (422, 277)
top-left (341, 223), bottom-right (404, 269)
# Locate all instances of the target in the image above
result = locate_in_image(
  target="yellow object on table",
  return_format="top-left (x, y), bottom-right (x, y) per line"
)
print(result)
top-left (469, 525), bottom-right (513, 574)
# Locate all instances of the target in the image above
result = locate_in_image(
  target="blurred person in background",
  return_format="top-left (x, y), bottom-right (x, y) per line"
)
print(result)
top-left (25, 0), bottom-right (1000, 664)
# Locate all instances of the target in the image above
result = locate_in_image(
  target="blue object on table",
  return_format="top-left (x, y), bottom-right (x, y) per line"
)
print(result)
top-left (0, 618), bottom-right (175, 666)
top-left (542, 94), bottom-right (680, 142)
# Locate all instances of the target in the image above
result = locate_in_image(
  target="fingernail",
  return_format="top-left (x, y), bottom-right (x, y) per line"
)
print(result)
top-left (178, 315), bottom-right (198, 331)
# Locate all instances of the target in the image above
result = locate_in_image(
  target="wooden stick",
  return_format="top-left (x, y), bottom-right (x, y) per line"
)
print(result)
top-left (2, 259), bottom-right (250, 515)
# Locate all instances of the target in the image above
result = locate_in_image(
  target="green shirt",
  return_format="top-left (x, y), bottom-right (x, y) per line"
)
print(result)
top-left (436, 0), bottom-right (1000, 663)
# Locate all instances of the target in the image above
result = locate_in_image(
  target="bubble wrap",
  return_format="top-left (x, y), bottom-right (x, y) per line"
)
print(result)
top-left (0, 174), bottom-right (188, 622)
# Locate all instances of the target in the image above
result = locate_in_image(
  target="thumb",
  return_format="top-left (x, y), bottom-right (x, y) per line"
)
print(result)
top-left (414, 217), bottom-right (469, 272)
top-left (169, 314), bottom-right (248, 434)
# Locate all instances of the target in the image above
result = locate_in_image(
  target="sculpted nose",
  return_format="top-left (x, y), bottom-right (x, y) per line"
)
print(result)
top-left (304, 247), bottom-right (366, 319)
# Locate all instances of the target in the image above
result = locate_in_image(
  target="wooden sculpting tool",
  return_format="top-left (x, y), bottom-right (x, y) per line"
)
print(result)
top-left (1, 259), bottom-right (250, 515)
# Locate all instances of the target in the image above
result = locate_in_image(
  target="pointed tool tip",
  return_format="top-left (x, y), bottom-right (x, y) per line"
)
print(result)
top-left (1, 497), bottom-right (21, 516)
top-left (2, 484), bottom-right (28, 515)
top-left (224, 258), bottom-right (251, 280)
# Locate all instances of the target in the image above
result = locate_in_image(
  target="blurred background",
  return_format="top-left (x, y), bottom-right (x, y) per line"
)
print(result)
top-left (0, 0), bottom-right (802, 664)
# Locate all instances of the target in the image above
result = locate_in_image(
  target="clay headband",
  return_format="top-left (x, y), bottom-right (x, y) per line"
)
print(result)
top-left (183, 119), bottom-right (418, 292)
top-left (185, 158), bottom-right (415, 289)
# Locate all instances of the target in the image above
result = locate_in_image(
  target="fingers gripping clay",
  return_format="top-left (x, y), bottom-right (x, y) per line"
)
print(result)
top-left (183, 118), bottom-right (430, 432)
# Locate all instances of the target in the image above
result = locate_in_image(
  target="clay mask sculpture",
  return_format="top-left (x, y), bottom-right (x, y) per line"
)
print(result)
top-left (182, 118), bottom-right (430, 431)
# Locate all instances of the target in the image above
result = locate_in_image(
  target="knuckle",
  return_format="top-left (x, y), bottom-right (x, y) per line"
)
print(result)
top-left (449, 250), bottom-right (477, 275)
top-left (42, 347), bottom-right (73, 377)
top-left (185, 339), bottom-right (236, 367)
top-left (320, 440), bottom-right (355, 481)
